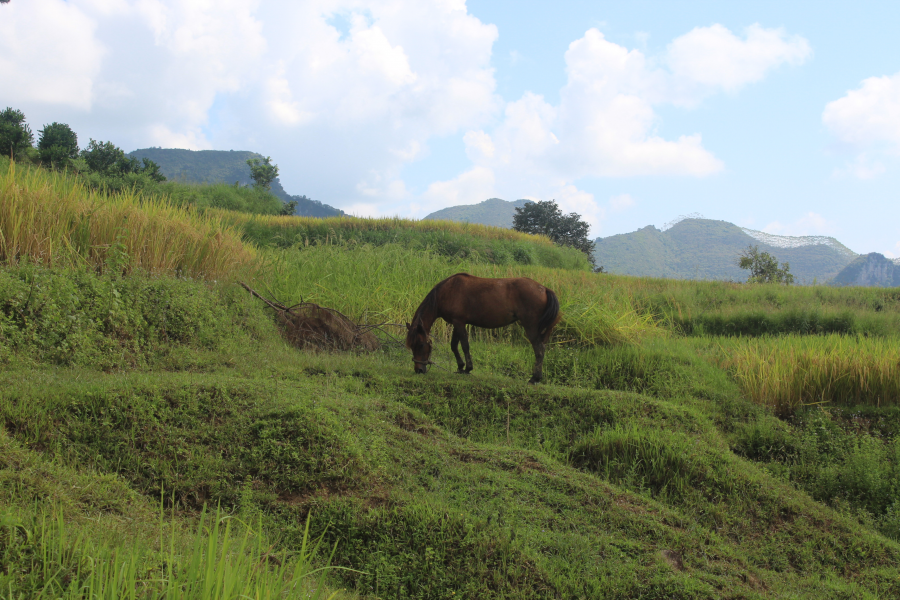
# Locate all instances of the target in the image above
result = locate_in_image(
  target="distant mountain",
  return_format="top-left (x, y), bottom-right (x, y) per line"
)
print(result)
top-left (128, 148), bottom-right (344, 217)
top-left (423, 198), bottom-right (530, 228)
top-left (830, 253), bottom-right (900, 287)
top-left (594, 218), bottom-right (857, 284)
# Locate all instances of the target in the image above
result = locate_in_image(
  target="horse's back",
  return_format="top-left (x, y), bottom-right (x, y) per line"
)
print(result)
top-left (436, 273), bottom-right (552, 329)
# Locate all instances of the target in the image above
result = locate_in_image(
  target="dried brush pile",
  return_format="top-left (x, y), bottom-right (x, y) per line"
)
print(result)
top-left (240, 283), bottom-right (380, 352)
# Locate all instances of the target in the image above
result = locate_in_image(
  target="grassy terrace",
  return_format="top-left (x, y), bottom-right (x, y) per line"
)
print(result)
top-left (2, 160), bottom-right (900, 598)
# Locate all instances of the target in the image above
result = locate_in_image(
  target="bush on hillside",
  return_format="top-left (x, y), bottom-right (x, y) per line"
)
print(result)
top-left (0, 265), bottom-right (273, 368)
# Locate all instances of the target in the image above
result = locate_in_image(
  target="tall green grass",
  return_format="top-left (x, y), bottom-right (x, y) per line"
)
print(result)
top-left (226, 212), bottom-right (557, 244)
top-left (0, 503), bottom-right (343, 599)
top-left (0, 161), bottom-right (253, 280)
top-left (256, 244), bottom-right (660, 346)
top-left (712, 335), bottom-right (900, 414)
top-left (225, 212), bottom-right (592, 270)
top-left (625, 276), bottom-right (900, 337)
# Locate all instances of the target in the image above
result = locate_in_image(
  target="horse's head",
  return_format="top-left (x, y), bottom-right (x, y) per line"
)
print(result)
top-left (405, 321), bottom-right (432, 374)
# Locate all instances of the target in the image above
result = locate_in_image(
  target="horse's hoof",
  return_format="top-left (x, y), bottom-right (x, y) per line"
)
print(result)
top-left (528, 377), bottom-right (540, 385)
top-left (456, 369), bottom-right (469, 375)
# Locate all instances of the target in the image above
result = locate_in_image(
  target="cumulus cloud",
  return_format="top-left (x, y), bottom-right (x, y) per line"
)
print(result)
top-left (0, 0), bottom-right (499, 197)
top-left (824, 71), bottom-right (900, 178)
top-left (0, 0), bottom-right (105, 110)
top-left (824, 72), bottom-right (900, 148)
top-left (427, 24), bottom-right (808, 235)
top-left (667, 24), bottom-right (811, 96)
top-left (0, 5), bottom-right (808, 229)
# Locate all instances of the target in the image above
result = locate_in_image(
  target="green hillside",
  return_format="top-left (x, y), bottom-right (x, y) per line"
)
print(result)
top-left (4, 161), bottom-right (900, 597)
top-left (128, 147), bottom-right (344, 217)
top-left (595, 218), bottom-right (856, 284)
top-left (423, 197), bottom-right (530, 228)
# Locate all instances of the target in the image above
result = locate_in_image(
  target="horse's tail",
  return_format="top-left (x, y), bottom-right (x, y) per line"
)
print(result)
top-left (537, 288), bottom-right (560, 340)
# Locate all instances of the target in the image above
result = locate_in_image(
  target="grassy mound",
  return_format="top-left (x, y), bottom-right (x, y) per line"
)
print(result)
top-left (3, 162), bottom-right (900, 597)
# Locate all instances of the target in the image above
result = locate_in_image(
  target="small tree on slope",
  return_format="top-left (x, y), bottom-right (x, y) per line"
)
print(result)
top-left (737, 245), bottom-right (794, 285)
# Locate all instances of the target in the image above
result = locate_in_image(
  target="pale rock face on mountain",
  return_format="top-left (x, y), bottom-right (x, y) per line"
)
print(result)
top-left (830, 253), bottom-right (900, 288)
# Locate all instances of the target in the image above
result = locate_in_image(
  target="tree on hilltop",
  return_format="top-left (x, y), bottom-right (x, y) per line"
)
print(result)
top-left (737, 245), bottom-right (794, 285)
top-left (247, 156), bottom-right (279, 190)
top-left (37, 122), bottom-right (79, 168)
top-left (513, 199), bottom-right (596, 267)
top-left (0, 107), bottom-right (34, 160)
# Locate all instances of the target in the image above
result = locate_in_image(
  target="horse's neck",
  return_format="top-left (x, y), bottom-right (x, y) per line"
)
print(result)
top-left (415, 304), bottom-right (437, 332)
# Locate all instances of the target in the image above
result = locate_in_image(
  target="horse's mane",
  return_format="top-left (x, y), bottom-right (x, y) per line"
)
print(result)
top-left (410, 273), bottom-right (466, 328)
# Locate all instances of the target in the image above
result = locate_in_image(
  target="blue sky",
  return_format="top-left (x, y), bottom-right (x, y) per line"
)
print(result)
top-left (2, 0), bottom-right (898, 257)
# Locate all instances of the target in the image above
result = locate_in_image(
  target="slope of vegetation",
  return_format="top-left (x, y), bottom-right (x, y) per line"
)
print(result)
top-left (422, 197), bottom-right (529, 228)
top-left (128, 147), bottom-right (345, 217)
top-left (3, 160), bottom-right (900, 598)
top-left (594, 218), bottom-right (856, 284)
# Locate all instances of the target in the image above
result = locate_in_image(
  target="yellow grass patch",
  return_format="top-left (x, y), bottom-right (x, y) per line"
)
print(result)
top-left (713, 335), bottom-right (900, 413)
top-left (0, 161), bottom-right (254, 280)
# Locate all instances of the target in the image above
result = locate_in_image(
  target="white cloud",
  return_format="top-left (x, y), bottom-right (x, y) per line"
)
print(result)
top-left (0, 7), bottom-right (808, 228)
top-left (0, 0), bottom-right (499, 203)
top-left (824, 72), bottom-right (900, 148)
top-left (823, 71), bottom-right (900, 179)
top-left (667, 24), bottom-right (811, 96)
top-left (0, 0), bottom-right (105, 110)
top-left (423, 24), bottom-right (806, 236)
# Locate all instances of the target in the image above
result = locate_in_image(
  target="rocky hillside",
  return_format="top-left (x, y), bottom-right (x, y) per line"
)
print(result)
top-left (128, 148), bottom-right (344, 217)
top-left (594, 218), bottom-right (856, 284)
top-left (831, 253), bottom-right (900, 287)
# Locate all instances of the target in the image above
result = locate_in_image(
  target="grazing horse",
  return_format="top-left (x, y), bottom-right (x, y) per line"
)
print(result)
top-left (405, 273), bottom-right (561, 384)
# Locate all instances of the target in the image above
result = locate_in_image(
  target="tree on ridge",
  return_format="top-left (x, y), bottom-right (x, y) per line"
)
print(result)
top-left (513, 199), bottom-right (597, 268)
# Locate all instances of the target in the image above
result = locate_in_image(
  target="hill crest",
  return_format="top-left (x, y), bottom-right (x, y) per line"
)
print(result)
top-left (128, 147), bottom-right (344, 218)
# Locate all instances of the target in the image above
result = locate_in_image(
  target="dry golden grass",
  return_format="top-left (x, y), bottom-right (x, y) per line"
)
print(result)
top-left (0, 161), bottom-right (254, 280)
top-left (713, 335), bottom-right (900, 414)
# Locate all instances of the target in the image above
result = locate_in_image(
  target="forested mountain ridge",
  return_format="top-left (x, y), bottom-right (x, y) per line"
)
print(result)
top-left (422, 198), bottom-right (860, 284)
top-left (128, 148), bottom-right (344, 217)
top-left (423, 197), bottom-right (530, 228)
top-left (595, 218), bottom-right (855, 284)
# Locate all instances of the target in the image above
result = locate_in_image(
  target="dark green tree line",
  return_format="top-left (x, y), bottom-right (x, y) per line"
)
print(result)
top-left (0, 107), bottom-right (34, 159)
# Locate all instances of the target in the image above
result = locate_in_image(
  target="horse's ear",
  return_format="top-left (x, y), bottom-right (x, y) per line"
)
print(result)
top-left (405, 322), bottom-right (411, 331)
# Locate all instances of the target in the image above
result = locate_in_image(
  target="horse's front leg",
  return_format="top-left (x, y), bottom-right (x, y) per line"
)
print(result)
top-left (451, 326), bottom-right (466, 373)
top-left (456, 324), bottom-right (474, 373)
top-left (529, 339), bottom-right (545, 384)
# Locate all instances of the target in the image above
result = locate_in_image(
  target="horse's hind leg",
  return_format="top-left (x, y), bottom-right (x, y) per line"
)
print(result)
top-left (528, 339), bottom-right (545, 384)
top-left (451, 326), bottom-right (466, 373)
top-left (525, 325), bottom-right (546, 384)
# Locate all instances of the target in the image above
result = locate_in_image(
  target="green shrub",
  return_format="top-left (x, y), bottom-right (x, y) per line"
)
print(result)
top-left (0, 265), bottom-right (274, 368)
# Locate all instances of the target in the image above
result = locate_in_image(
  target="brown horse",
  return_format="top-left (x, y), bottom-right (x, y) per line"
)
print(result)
top-left (405, 273), bottom-right (561, 384)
